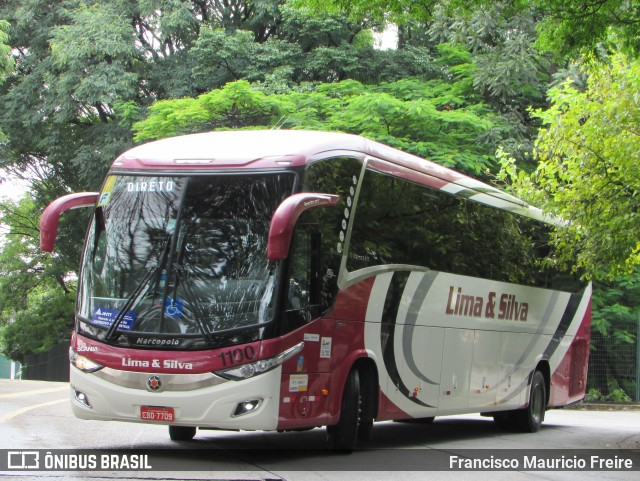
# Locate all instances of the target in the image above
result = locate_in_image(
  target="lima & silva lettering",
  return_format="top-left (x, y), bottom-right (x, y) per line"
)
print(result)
top-left (445, 286), bottom-right (528, 321)
top-left (121, 358), bottom-right (193, 370)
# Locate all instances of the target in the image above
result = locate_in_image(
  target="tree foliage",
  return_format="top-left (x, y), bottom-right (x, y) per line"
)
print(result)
top-left (499, 54), bottom-right (640, 279)
top-left (534, 0), bottom-right (640, 58)
top-left (133, 60), bottom-right (506, 176)
top-left (0, 19), bottom-right (11, 81)
top-left (0, 197), bottom-right (79, 361)
top-left (297, 0), bottom-right (640, 59)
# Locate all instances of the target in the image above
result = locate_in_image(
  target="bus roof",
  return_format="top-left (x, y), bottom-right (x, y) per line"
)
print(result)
top-left (114, 130), bottom-right (366, 169)
top-left (113, 130), bottom-right (548, 222)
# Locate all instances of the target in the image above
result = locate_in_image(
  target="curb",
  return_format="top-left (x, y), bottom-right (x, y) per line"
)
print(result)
top-left (565, 402), bottom-right (640, 411)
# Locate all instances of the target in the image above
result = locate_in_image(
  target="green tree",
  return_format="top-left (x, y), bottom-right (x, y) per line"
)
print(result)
top-left (0, 196), bottom-right (80, 361)
top-left (1, 285), bottom-right (75, 363)
top-left (134, 70), bottom-right (506, 175)
top-left (133, 80), bottom-right (290, 140)
top-left (534, 0), bottom-right (640, 58)
top-left (0, 19), bottom-right (11, 82)
top-left (296, 0), bottom-right (640, 58)
top-left (0, 19), bottom-right (12, 142)
top-left (499, 54), bottom-right (640, 279)
top-left (428, 2), bottom-right (556, 165)
top-left (296, 1), bottom-right (558, 167)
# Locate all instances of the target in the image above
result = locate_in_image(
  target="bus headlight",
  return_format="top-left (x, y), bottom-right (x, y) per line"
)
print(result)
top-left (69, 348), bottom-right (104, 373)
top-left (215, 342), bottom-right (304, 381)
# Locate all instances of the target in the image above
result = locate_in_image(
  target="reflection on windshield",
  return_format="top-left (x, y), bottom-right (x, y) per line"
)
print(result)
top-left (78, 173), bottom-right (295, 343)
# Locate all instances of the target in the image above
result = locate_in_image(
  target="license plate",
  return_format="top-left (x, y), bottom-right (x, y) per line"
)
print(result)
top-left (140, 406), bottom-right (175, 422)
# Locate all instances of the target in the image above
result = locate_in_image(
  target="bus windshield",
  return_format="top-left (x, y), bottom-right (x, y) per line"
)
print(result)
top-left (77, 173), bottom-right (296, 346)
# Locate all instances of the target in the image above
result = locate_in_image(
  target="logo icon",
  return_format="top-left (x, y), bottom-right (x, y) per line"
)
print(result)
top-left (146, 375), bottom-right (162, 392)
top-left (7, 451), bottom-right (39, 469)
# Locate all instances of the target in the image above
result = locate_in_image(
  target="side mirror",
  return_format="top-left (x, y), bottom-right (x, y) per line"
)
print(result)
top-left (40, 192), bottom-right (99, 252)
top-left (267, 193), bottom-right (339, 261)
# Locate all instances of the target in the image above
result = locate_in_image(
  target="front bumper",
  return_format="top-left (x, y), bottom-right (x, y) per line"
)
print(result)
top-left (69, 364), bottom-right (281, 430)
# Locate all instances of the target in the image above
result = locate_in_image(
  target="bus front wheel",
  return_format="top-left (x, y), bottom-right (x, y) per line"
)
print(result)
top-left (515, 370), bottom-right (546, 433)
top-left (327, 368), bottom-right (360, 453)
top-left (169, 425), bottom-right (196, 441)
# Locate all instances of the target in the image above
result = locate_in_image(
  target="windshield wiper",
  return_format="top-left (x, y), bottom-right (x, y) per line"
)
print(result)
top-left (104, 235), bottom-right (172, 341)
top-left (104, 266), bottom-right (157, 341)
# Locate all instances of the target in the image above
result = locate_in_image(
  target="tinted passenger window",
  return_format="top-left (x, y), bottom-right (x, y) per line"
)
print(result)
top-left (347, 168), bottom-right (582, 291)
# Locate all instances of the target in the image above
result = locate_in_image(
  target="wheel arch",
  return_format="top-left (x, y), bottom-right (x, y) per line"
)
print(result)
top-left (535, 360), bottom-right (551, 407)
top-left (353, 357), bottom-right (379, 421)
top-left (328, 352), bottom-right (379, 424)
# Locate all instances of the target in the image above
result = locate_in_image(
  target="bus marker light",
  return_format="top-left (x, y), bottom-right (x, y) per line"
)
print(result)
top-left (321, 389), bottom-right (328, 396)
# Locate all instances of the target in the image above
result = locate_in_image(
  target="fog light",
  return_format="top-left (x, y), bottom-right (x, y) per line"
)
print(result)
top-left (232, 399), bottom-right (262, 417)
top-left (73, 388), bottom-right (92, 408)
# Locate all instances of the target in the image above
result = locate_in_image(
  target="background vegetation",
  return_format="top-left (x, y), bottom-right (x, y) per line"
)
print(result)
top-left (0, 0), bottom-right (637, 400)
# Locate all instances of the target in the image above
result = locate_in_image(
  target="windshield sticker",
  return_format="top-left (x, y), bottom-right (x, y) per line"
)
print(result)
top-left (164, 297), bottom-right (183, 318)
top-left (320, 337), bottom-right (332, 358)
top-left (289, 374), bottom-right (308, 392)
top-left (97, 176), bottom-right (117, 207)
top-left (296, 356), bottom-right (304, 373)
top-left (92, 307), bottom-right (135, 331)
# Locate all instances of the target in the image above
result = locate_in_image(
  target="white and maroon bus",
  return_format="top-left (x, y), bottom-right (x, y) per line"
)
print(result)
top-left (40, 130), bottom-right (591, 451)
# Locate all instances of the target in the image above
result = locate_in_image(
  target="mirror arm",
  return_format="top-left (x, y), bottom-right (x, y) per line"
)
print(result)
top-left (268, 193), bottom-right (339, 261)
top-left (40, 192), bottom-right (99, 252)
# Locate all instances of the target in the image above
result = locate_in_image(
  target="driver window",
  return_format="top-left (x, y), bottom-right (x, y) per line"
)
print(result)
top-left (281, 156), bottom-right (362, 334)
top-left (287, 227), bottom-right (312, 310)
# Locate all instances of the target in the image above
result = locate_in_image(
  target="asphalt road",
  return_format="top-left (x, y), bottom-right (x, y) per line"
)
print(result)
top-left (1, 379), bottom-right (639, 481)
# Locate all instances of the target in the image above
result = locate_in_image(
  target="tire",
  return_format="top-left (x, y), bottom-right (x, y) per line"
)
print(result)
top-left (169, 426), bottom-right (196, 441)
top-left (357, 419), bottom-right (374, 442)
top-left (515, 370), bottom-right (546, 433)
top-left (327, 368), bottom-right (360, 453)
top-left (492, 411), bottom-right (515, 430)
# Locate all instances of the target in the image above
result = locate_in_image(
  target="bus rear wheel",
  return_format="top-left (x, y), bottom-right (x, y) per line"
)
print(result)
top-left (169, 426), bottom-right (196, 441)
top-left (515, 370), bottom-right (546, 433)
top-left (327, 368), bottom-right (360, 453)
